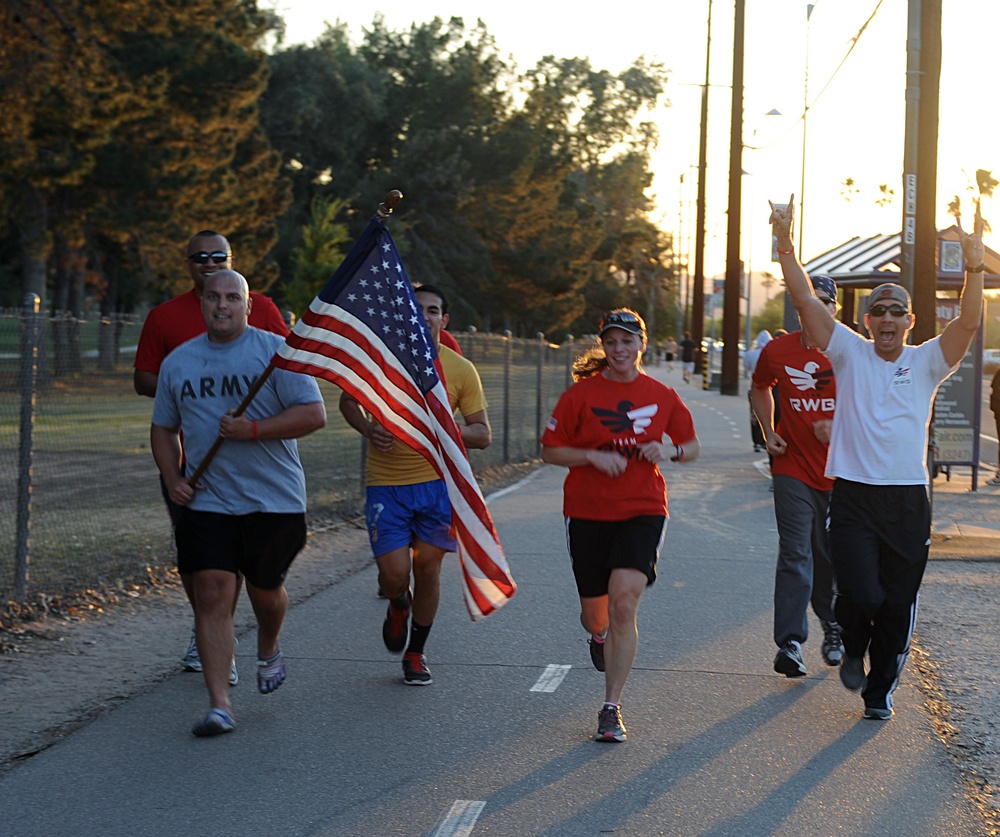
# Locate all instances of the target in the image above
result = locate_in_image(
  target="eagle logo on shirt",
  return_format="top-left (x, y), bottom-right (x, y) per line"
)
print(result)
top-left (592, 401), bottom-right (658, 434)
top-left (784, 362), bottom-right (834, 392)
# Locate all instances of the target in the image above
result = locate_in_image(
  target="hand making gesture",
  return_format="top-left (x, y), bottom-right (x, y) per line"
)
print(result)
top-left (768, 194), bottom-right (795, 251)
top-left (957, 200), bottom-right (986, 268)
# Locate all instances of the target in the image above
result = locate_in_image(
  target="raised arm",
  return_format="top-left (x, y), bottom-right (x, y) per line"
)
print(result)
top-left (769, 195), bottom-right (835, 351)
top-left (939, 204), bottom-right (986, 367)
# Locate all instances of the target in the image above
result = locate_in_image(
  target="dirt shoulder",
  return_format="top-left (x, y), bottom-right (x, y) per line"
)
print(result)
top-left (917, 536), bottom-right (1000, 833)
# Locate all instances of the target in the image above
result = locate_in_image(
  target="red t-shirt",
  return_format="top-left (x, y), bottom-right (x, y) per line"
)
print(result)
top-left (439, 329), bottom-right (462, 355)
top-left (751, 330), bottom-right (836, 490)
top-left (134, 288), bottom-right (289, 375)
top-left (540, 372), bottom-right (696, 520)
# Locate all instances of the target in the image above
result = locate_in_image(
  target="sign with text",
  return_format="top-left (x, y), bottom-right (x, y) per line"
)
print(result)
top-left (933, 297), bottom-right (982, 471)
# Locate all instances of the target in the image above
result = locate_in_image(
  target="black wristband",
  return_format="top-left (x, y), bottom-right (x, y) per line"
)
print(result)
top-left (968, 264), bottom-right (987, 273)
top-left (669, 444), bottom-right (683, 462)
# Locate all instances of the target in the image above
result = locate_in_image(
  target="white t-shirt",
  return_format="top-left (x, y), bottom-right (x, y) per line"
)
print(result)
top-left (824, 323), bottom-right (955, 486)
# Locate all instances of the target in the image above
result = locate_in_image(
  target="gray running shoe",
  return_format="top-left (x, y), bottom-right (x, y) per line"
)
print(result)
top-left (863, 706), bottom-right (892, 721)
top-left (182, 634), bottom-right (202, 672)
top-left (257, 650), bottom-right (286, 694)
top-left (820, 621), bottom-right (844, 666)
top-left (596, 705), bottom-right (627, 742)
top-left (774, 642), bottom-right (807, 677)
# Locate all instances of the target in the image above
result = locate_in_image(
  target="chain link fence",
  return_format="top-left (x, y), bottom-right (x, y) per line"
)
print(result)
top-left (0, 299), bottom-right (578, 605)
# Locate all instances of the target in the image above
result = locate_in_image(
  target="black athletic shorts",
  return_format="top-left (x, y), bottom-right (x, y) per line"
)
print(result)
top-left (566, 515), bottom-right (667, 598)
top-left (175, 509), bottom-right (307, 590)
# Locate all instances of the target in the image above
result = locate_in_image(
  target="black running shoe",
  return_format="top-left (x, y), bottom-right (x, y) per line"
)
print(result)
top-left (588, 635), bottom-right (606, 672)
top-left (382, 590), bottom-right (411, 653)
top-left (402, 651), bottom-right (432, 685)
top-left (774, 642), bottom-right (807, 677)
top-left (840, 655), bottom-right (867, 692)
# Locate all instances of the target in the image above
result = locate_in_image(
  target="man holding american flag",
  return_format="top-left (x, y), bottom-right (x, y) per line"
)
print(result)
top-left (338, 284), bottom-right (492, 686)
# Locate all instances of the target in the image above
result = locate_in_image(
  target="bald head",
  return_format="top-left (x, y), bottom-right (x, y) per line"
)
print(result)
top-left (201, 270), bottom-right (252, 343)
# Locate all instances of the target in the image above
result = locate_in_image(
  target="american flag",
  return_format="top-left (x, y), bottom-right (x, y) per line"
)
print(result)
top-left (271, 216), bottom-right (516, 621)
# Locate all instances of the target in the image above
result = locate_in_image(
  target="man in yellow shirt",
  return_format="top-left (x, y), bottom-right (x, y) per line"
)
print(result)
top-left (339, 285), bottom-right (491, 685)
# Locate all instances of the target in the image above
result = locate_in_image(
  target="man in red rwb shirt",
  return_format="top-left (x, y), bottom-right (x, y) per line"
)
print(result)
top-left (751, 274), bottom-right (841, 679)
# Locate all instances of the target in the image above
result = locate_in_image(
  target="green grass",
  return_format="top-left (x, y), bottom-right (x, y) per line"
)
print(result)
top-left (0, 344), bottom-right (571, 601)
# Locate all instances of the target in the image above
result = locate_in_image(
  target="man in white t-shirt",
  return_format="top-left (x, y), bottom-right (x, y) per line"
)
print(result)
top-left (769, 194), bottom-right (985, 722)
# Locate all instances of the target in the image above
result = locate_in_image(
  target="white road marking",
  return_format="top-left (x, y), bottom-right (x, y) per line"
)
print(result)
top-left (485, 470), bottom-right (542, 503)
top-left (432, 800), bottom-right (487, 837)
top-left (530, 664), bottom-right (571, 692)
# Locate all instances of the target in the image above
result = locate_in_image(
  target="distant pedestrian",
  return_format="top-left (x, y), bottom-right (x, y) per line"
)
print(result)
top-left (770, 193), bottom-right (984, 721)
top-left (664, 336), bottom-right (678, 372)
top-left (743, 330), bottom-right (772, 452)
top-left (541, 308), bottom-right (700, 742)
top-left (680, 331), bottom-right (697, 384)
top-left (751, 275), bottom-right (841, 679)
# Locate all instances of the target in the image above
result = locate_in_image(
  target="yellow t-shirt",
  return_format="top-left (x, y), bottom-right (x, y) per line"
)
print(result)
top-left (366, 346), bottom-right (488, 486)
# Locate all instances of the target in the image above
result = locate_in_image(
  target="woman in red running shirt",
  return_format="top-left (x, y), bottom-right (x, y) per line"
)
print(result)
top-left (540, 308), bottom-right (700, 743)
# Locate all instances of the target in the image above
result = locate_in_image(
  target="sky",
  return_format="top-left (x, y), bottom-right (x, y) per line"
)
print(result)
top-left (268, 0), bottom-right (998, 311)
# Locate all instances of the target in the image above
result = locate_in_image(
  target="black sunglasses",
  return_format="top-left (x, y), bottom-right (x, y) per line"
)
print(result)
top-left (869, 304), bottom-right (908, 318)
top-left (600, 311), bottom-right (641, 329)
top-left (187, 251), bottom-right (229, 265)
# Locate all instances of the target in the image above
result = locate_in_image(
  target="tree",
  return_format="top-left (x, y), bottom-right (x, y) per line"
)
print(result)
top-left (283, 195), bottom-right (351, 317)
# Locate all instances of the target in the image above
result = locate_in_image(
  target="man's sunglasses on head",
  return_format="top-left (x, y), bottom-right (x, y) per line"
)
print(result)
top-left (187, 251), bottom-right (229, 265)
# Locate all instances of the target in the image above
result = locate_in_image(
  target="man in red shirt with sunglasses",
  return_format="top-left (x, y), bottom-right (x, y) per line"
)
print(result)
top-left (134, 230), bottom-right (289, 677)
top-left (134, 230), bottom-right (288, 397)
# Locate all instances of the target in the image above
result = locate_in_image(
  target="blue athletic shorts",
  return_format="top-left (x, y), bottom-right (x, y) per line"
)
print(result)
top-left (366, 481), bottom-right (457, 557)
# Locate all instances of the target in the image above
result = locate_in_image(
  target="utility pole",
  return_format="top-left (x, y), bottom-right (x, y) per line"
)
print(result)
top-left (899, 0), bottom-right (922, 302)
top-left (913, 0), bottom-right (941, 344)
top-left (692, 0), bottom-right (713, 371)
top-left (721, 0), bottom-right (745, 395)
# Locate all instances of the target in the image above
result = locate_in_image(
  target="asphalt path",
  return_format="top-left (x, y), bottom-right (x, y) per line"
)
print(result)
top-left (0, 368), bottom-right (988, 836)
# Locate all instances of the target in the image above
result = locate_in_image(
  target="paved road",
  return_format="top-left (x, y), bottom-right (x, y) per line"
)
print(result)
top-left (0, 369), bottom-right (988, 835)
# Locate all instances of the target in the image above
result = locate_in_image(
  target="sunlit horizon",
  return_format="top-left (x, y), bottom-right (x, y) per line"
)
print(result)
top-left (270, 1), bottom-right (998, 310)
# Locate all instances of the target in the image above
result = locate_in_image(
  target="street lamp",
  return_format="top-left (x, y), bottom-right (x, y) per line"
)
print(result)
top-left (742, 168), bottom-right (754, 354)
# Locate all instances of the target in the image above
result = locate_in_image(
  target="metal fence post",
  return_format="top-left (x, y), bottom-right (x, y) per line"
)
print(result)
top-left (564, 335), bottom-right (574, 391)
top-left (536, 332), bottom-right (546, 457)
top-left (503, 330), bottom-right (512, 464)
top-left (16, 293), bottom-right (41, 602)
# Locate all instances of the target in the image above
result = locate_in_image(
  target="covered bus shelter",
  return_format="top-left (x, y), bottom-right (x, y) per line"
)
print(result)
top-left (802, 225), bottom-right (1000, 326)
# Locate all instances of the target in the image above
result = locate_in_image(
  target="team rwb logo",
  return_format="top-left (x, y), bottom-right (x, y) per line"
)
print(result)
top-left (785, 362), bottom-right (834, 392)
top-left (592, 401), bottom-right (658, 435)
top-left (892, 365), bottom-right (913, 386)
